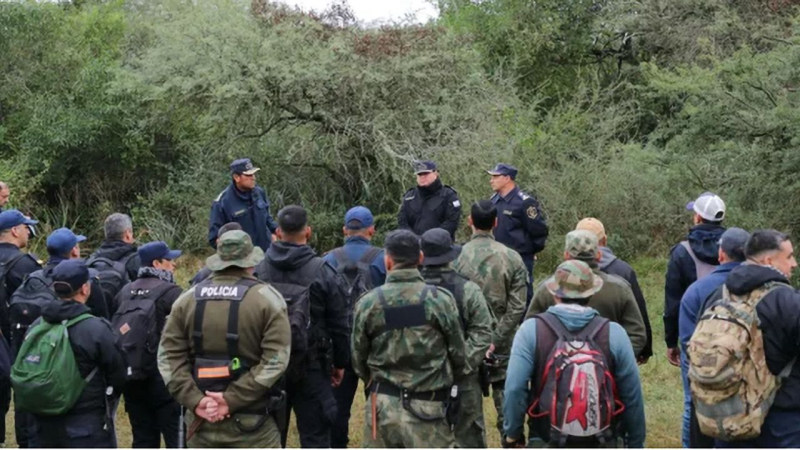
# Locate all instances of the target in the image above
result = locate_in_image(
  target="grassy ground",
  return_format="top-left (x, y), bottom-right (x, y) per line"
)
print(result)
top-left (3, 256), bottom-right (683, 448)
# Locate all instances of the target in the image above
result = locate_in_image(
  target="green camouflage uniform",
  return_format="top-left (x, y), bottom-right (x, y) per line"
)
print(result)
top-left (352, 268), bottom-right (467, 448)
top-left (452, 230), bottom-right (528, 434)
top-left (525, 230), bottom-right (646, 355)
top-left (158, 231), bottom-right (292, 448)
top-left (421, 264), bottom-right (495, 448)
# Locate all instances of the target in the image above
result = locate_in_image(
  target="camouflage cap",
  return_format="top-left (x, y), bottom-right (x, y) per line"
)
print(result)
top-left (206, 230), bottom-right (264, 271)
top-left (545, 260), bottom-right (604, 299)
top-left (564, 230), bottom-right (600, 262)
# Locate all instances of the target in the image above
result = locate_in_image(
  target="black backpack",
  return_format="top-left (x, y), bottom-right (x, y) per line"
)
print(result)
top-left (86, 254), bottom-right (132, 315)
top-left (420, 268), bottom-right (468, 331)
top-left (329, 246), bottom-right (381, 313)
top-left (9, 270), bottom-right (58, 355)
top-left (0, 254), bottom-right (28, 344)
top-left (112, 278), bottom-right (175, 380)
top-left (257, 257), bottom-right (325, 378)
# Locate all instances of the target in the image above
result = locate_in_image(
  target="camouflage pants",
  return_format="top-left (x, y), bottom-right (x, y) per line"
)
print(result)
top-left (362, 393), bottom-right (455, 448)
top-left (491, 383), bottom-right (505, 435)
top-left (186, 411), bottom-right (281, 448)
top-left (455, 376), bottom-right (486, 448)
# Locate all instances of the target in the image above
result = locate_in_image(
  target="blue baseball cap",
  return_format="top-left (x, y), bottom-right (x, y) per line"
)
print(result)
top-left (487, 163), bottom-right (518, 180)
top-left (46, 228), bottom-right (87, 257)
top-left (230, 158), bottom-right (260, 175)
top-left (414, 160), bottom-right (437, 174)
top-left (138, 241), bottom-right (182, 267)
top-left (51, 259), bottom-right (90, 297)
top-left (0, 209), bottom-right (38, 232)
top-left (344, 206), bottom-right (374, 230)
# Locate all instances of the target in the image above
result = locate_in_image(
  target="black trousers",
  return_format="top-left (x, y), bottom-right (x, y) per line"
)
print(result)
top-left (283, 367), bottom-right (337, 448)
top-left (123, 375), bottom-right (182, 448)
top-left (331, 366), bottom-right (360, 448)
top-left (36, 412), bottom-right (113, 448)
top-left (0, 377), bottom-right (9, 445)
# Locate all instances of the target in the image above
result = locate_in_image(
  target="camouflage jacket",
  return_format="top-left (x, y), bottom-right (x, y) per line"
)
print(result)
top-left (351, 268), bottom-right (467, 392)
top-left (158, 268), bottom-right (291, 413)
top-left (525, 268), bottom-right (647, 356)
top-left (421, 264), bottom-right (495, 378)
top-left (453, 231), bottom-right (528, 355)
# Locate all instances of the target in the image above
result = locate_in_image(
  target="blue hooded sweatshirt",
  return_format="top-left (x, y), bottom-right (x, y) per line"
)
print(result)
top-left (504, 303), bottom-right (646, 448)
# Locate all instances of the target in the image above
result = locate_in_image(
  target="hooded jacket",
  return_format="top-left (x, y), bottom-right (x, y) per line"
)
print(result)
top-left (33, 300), bottom-right (126, 417)
top-left (89, 240), bottom-right (141, 282)
top-left (599, 247), bottom-right (653, 360)
top-left (663, 223), bottom-right (725, 348)
top-left (504, 304), bottom-right (645, 447)
top-left (257, 241), bottom-right (350, 369)
top-left (704, 263), bottom-right (800, 410)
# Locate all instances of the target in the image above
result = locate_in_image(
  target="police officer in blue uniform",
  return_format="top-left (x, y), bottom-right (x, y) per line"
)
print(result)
top-left (488, 163), bottom-right (548, 306)
top-left (397, 160), bottom-right (462, 240)
top-left (208, 158), bottom-right (280, 252)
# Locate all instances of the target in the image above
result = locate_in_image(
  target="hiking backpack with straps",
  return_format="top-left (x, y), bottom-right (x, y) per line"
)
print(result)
top-left (527, 312), bottom-right (625, 447)
top-left (86, 254), bottom-right (133, 314)
top-left (0, 254), bottom-right (28, 339)
top-left (112, 278), bottom-right (176, 380)
top-left (330, 246), bottom-right (381, 311)
top-left (420, 268), bottom-right (468, 331)
top-left (11, 313), bottom-right (98, 415)
top-left (257, 257), bottom-right (325, 378)
top-left (9, 270), bottom-right (58, 354)
top-left (191, 278), bottom-right (261, 392)
top-left (688, 281), bottom-right (794, 441)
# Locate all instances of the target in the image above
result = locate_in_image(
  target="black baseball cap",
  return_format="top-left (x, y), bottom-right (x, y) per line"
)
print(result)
top-left (487, 163), bottom-right (518, 180)
top-left (414, 160), bottom-right (437, 174)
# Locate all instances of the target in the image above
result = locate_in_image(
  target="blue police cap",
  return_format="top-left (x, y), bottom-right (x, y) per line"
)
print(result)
top-left (229, 158), bottom-right (261, 176)
top-left (413, 160), bottom-right (437, 174)
top-left (487, 163), bottom-right (518, 180)
top-left (0, 209), bottom-right (38, 232)
top-left (51, 259), bottom-right (90, 296)
top-left (138, 241), bottom-right (182, 267)
top-left (46, 228), bottom-right (87, 257)
top-left (344, 206), bottom-right (374, 230)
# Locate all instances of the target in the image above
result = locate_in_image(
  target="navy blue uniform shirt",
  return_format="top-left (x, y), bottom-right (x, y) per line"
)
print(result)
top-left (208, 182), bottom-right (279, 252)
top-left (491, 186), bottom-right (548, 257)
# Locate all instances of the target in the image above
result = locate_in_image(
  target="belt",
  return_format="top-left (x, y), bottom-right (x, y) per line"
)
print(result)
top-left (370, 381), bottom-right (449, 402)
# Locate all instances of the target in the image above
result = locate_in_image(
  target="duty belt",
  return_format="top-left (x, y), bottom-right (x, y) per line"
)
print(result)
top-left (370, 381), bottom-right (449, 402)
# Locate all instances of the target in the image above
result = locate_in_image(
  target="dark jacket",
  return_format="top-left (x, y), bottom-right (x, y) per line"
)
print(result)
top-left (599, 246), bottom-right (653, 360)
top-left (42, 257), bottom-right (109, 320)
top-left (663, 223), bottom-right (725, 348)
top-left (89, 240), bottom-right (141, 282)
top-left (113, 268), bottom-right (182, 338)
top-left (208, 182), bottom-right (279, 252)
top-left (490, 186), bottom-right (548, 257)
top-left (397, 178), bottom-right (461, 240)
top-left (0, 243), bottom-right (41, 341)
top-left (322, 236), bottom-right (386, 288)
top-left (257, 241), bottom-right (350, 369)
top-left (189, 266), bottom-right (212, 287)
top-left (705, 264), bottom-right (800, 410)
top-left (34, 300), bottom-right (126, 417)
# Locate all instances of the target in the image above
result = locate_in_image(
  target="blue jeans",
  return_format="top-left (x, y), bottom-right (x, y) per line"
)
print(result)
top-left (680, 351), bottom-right (690, 448)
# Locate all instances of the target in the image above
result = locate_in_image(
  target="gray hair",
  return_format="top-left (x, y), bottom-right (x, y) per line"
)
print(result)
top-left (104, 213), bottom-right (133, 241)
top-left (0, 181), bottom-right (7, 191)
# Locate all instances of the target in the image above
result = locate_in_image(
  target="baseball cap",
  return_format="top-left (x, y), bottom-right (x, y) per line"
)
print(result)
top-left (544, 260), bottom-right (604, 299)
top-left (138, 241), bottom-right (182, 267)
top-left (564, 230), bottom-right (600, 262)
top-left (686, 192), bottom-right (726, 222)
top-left (421, 228), bottom-right (461, 266)
top-left (46, 228), bottom-right (87, 257)
top-left (206, 230), bottom-right (264, 271)
top-left (51, 259), bottom-right (90, 297)
top-left (344, 206), bottom-right (374, 230)
top-left (0, 209), bottom-right (38, 232)
top-left (575, 218), bottom-right (606, 242)
top-left (486, 163), bottom-right (518, 180)
top-left (230, 158), bottom-right (260, 176)
top-left (413, 160), bottom-right (437, 174)
top-left (719, 228), bottom-right (750, 261)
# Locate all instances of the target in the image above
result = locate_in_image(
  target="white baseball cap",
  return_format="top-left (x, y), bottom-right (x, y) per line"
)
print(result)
top-left (686, 192), bottom-right (726, 222)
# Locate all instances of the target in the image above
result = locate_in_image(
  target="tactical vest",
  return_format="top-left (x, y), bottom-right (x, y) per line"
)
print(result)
top-left (420, 269), bottom-right (467, 331)
top-left (191, 278), bottom-right (260, 394)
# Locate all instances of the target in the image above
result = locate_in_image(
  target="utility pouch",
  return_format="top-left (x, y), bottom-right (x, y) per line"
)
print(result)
top-left (193, 357), bottom-right (234, 392)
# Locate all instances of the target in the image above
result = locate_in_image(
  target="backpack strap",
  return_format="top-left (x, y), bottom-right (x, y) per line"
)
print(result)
top-left (374, 286), bottom-right (433, 336)
top-left (0, 253), bottom-right (27, 287)
top-left (192, 279), bottom-right (261, 359)
top-left (576, 315), bottom-right (610, 341)
top-left (533, 311), bottom-right (573, 341)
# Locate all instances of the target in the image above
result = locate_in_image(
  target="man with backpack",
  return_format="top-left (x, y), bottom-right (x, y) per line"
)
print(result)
top-left (503, 260), bottom-right (645, 448)
top-left (421, 228), bottom-right (494, 448)
top-left (88, 213), bottom-right (141, 316)
top-left (12, 259), bottom-right (126, 448)
top-left (689, 230), bottom-right (800, 448)
top-left (664, 192), bottom-right (726, 368)
top-left (158, 230), bottom-right (291, 447)
top-left (452, 200), bottom-right (528, 437)
top-left (114, 241), bottom-right (183, 448)
top-left (322, 206), bottom-right (385, 449)
top-left (256, 205), bottom-right (350, 448)
top-left (678, 228), bottom-right (749, 448)
top-left (0, 209), bottom-right (41, 448)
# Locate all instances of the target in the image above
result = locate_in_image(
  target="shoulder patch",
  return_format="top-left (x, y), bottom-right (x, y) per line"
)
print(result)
top-left (526, 205), bottom-right (538, 219)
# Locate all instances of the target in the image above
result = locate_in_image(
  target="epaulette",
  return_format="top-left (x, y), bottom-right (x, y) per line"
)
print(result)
top-left (443, 184), bottom-right (458, 194)
top-left (517, 190), bottom-right (530, 201)
top-left (214, 187), bottom-right (229, 202)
